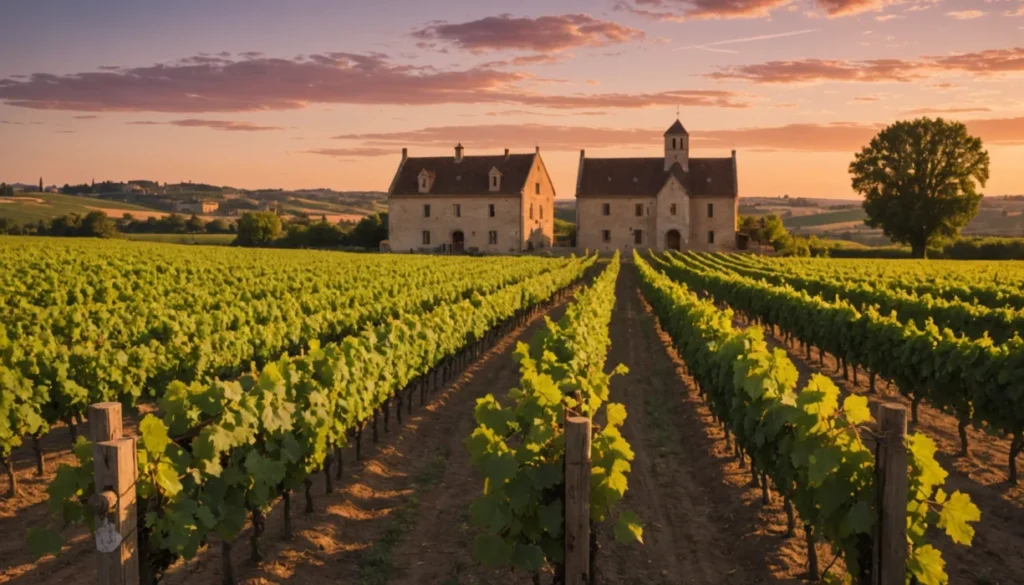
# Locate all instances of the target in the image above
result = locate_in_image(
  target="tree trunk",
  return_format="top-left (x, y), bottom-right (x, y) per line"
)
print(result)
top-left (911, 242), bottom-right (927, 259)
top-left (911, 394), bottom-right (922, 425)
top-left (304, 478), bottom-right (314, 514)
top-left (249, 508), bottom-right (265, 564)
top-left (396, 393), bottom-right (404, 425)
top-left (958, 420), bottom-right (970, 457)
top-left (383, 398), bottom-right (390, 433)
top-left (2, 455), bottom-right (17, 498)
top-left (355, 428), bottom-right (362, 461)
top-left (372, 410), bottom-right (379, 444)
top-left (1010, 432), bottom-right (1022, 485)
top-left (805, 524), bottom-right (819, 581)
top-left (221, 539), bottom-right (236, 585)
top-left (324, 456), bottom-right (334, 494)
top-left (32, 435), bottom-right (45, 476)
top-left (870, 372), bottom-right (877, 394)
top-left (334, 446), bottom-right (344, 480)
top-left (283, 490), bottom-right (293, 539)
top-left (784, 497), bottom-right (796, 538)
top-left (761, 473), bottom-right (771, 505)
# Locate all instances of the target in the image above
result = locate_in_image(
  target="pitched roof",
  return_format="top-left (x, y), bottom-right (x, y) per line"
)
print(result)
top-left (664, 119), bottom-right (688, 136)
top-left (390, 153), bottom-right (535, 196)
top-left (576, 157), bottom-right (737, 198)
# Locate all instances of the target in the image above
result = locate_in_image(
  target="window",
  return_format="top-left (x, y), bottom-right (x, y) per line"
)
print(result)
top-left (602, 203), bottom-right (610, 216)
top-left (540, 205), bottom-right (544, 220)
top-left (421, 178), bottom-right (427, 190)
top-left (453, 203), bottom-right (461, 217)
top-left (601, 230), bottom-right (611, 243)
top-left (488, 231), bottom-right (498, 245)
top-left (672, 138), bottom-right (677, 149)
top-left (707, 203), bottom-right (714, 218)
top-left (423, 204), bottom-right (431, 218)
top-left (422, 231), bottom-right (431, 245)
top-left (488, 203), bottom-right (495, 217)
top-left (634, 230), bottom-right (643, 245)
top-left (670, 203), bottom-right (677, 216)
top-left (707, 230), bottom-right (715, 244)
top-left (530, 203), bottom-right (534, 219)
top-left (535, 182), bottom-right (540, 195)
top-left (492, 176), bottom-right (498, 188)
top-left (635, 203), bottom-right (643, 217)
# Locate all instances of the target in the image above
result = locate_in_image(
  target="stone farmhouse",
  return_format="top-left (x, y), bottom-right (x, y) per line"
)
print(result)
top-left (386, 145), bottom-right (555, 253)
top-left (576, 119), bottom-right (738, 252)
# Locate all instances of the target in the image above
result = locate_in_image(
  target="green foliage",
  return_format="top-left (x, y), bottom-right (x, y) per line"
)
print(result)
top-left (468, 253), bottom-right (641, 575)
top-left (635, 250), bottom-right (980, 585)
top-left (25, 242), bottom-right (595, 567)
top-left (851, 117), bottom-right (990, 258)
top-left (234, 211), bottom-right (283, 246)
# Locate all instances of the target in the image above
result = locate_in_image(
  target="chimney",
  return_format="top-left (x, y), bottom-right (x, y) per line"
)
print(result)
top-left (504, 148), bottom-right (510, 160)
top-left (535, 145), bottom-right (540, 154)
top-left (401, 147), bottom-right (408, 161)
top-left (731, 149), bottom-right (736, 160)
top-left (579, 149), bottom-right (585, 159)
top-left (454, 143), bottom-right (464, 163)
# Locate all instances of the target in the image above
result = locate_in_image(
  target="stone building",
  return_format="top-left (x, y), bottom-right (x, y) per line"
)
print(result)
top-left (576, 119), bottom-right (738, 252)
top-left (387, 144), bottom-right (555, 253)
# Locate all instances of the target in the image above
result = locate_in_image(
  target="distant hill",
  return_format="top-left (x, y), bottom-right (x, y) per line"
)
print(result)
top-left (0, 188), bottom-right (388, 224)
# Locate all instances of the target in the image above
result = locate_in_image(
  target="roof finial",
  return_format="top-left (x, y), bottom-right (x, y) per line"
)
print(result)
top-left (675, 104), bottom-right (680, 119)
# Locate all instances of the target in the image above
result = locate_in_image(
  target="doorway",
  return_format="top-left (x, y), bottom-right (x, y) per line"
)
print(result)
top-left (452, 230), bottom-right (465, 253)
top-left (665, 229), bottom-right (681, 251)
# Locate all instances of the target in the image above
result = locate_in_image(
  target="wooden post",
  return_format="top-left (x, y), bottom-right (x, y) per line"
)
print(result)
top-left (89, 403), bottom-right (139, 585)
top-left (874, 404), bottom-right (908, 585)
top-left (565, 417), bottom-right (592, 585)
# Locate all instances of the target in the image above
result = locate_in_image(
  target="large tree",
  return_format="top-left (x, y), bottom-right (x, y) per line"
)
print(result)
top-left (850, 118), bottom-right (989, 258)
top-left (235, 211), bottom-right (282, 246)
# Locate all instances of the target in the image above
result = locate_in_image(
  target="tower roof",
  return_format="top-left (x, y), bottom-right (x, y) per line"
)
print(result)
top-left (664, 119), bottom-right (688, 136)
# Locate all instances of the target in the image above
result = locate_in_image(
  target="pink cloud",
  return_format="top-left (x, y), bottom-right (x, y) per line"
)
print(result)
top-left (128, 119), bottom-right (282, 131)
top-left (0, 52), bottom-right (748, 113)
top-left (305, 147), bottom-right (396, 157)
top-left (614, 0), bottom-right (912, 20)
top-left (330, 117), bottom-right (1024, 155)
top-left (946, 10), bottom-right (985, 20)
top-left (411, 14), bottom-right (643, 53)
top-left (705, 46), bottom-right (1024, 83)
top-left (901, 107), bottom-right (993, 115)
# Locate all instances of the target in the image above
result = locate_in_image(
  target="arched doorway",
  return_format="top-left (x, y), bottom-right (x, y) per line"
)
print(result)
top-left (665, 229), bottom-right (681, 251)
top-left (452, 230), bottom-right (465, 253)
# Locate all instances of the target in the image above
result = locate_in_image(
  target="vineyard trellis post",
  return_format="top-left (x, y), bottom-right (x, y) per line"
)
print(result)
top-left (874, 404), bottom-right (908, 585)
top-left (565, 416), bottom-right (592, 585)
top-left (89, 402), bottom-right (140, 585)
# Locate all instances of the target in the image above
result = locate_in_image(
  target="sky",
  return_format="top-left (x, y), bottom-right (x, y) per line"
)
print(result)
top-left (0, 0), bottom-right (1022, 199)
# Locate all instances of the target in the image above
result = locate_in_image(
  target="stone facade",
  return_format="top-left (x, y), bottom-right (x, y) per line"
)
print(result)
top-left (576, 119), bottom-right (738, 252)
top-left (387, 147), bottom-right (554, 253)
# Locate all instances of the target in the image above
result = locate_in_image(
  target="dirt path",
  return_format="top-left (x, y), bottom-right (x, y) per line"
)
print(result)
top-left (597, 265), bottom-right (808, 585)
top-left (758, 327), bottom-right (1024, 585)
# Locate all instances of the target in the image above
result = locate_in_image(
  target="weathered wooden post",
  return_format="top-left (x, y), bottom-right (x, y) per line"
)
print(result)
top-left (565, 416), bottom-right (592, 585)
top-left (874, 404), bottom-right (908, 585)
top-left (89, 402), bottom-right (140, 585)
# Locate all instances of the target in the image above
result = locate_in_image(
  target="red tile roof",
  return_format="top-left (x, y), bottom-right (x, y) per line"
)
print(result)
top-left (577, 157), bottom-right (737, 198)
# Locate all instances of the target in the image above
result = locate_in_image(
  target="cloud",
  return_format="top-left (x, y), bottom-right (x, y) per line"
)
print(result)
top-left (874, 14), bottom-right (902, 21)
top-left (305, 147), bottom-right (397, 157)
top-left (901, 106), bottom-right (993, 115)
top-left (614, 0), bottom-right (921, 20)
top-left (411, 14), bottom-right (643, 53)
top-left (73, 114), bottom-right (100, 120)
top-left (705, 46), bottom-right (1024, 83)
top-left (128, 119), bottom-right (283, 131)
top-left (851, 94), bottom-right (882, 102)
top-left (0, 51), bottom-right (748, 112)
top-left (329, 117), bottom-right (1024, 155)
top-left (482, 109), bottom-right (607, 116)
top-left (947, 10), bottom-right (985, 19)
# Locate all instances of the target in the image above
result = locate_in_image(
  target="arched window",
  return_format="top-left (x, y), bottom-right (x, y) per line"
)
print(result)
top-left (672, 138), bottom-right (676, 149)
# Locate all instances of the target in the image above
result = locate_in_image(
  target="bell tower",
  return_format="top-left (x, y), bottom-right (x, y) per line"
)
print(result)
top-left (664, 119), bottom-right (689, 171)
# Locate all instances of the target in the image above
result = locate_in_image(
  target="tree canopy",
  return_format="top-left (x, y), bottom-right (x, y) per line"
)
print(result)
top-left (850, 117), bottom-right (989, 258)
top-left (235, 212), bottom-right (283, 246)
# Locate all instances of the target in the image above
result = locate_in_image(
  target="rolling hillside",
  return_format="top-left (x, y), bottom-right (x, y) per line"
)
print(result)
top-left (0, 193), bottom-right (159, 223)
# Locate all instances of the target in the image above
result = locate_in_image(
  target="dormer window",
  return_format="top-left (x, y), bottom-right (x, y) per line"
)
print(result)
top-left (418, 169), bottom-right (433, 194)
top-left (488, 167), bottom-right (502, 192)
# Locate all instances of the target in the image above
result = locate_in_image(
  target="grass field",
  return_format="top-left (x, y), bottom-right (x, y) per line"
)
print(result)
top-left (123, 233), bottom-right (235, 245)
top-left (0, 192), bottom-right (158, 223)
top-left (783, 207), bottom-right (867, 228)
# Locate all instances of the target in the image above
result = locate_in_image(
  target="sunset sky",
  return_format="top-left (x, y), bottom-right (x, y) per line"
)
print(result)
top-left (1, 0), bottom-right (1022, 199)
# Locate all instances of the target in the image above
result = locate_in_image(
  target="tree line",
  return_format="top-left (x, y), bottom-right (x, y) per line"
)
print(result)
top-left (0, 209), bottom-right (389, 250)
